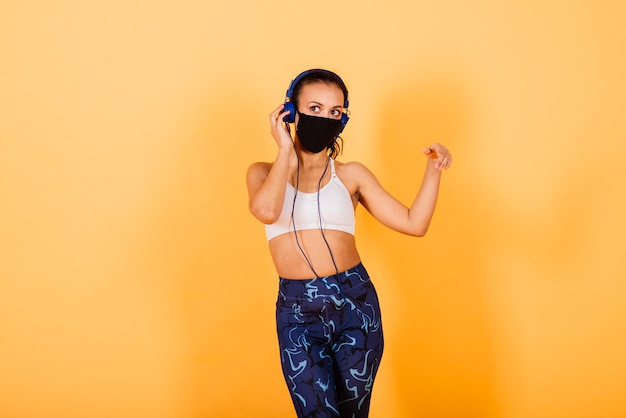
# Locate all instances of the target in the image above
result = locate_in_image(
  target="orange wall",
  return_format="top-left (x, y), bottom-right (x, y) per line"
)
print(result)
top-left (1, 1), bottom-right (625, 417)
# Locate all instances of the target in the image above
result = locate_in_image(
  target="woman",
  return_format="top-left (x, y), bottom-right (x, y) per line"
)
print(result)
top-left (246, 69), bottom-right (452, 417)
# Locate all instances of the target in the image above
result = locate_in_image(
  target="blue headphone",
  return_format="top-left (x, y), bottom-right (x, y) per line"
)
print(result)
top-left (283, 69), bottom-right (350, 133)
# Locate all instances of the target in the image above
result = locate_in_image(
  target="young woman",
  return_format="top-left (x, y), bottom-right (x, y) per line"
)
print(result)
top-left (246, 69), bottom-right (452, 418)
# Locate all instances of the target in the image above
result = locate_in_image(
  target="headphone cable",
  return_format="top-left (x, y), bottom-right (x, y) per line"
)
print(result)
top-left (290, 153), bottom-right (353, 331)
top-left (291, 149), bottom-right (321, 278)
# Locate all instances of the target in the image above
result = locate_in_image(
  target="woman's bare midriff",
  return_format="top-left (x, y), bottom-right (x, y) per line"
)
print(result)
top-left (268, 229), bottom-right (361, 279)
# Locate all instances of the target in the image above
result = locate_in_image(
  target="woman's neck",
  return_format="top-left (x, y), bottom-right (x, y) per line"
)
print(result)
top-left (295, 147), bottom-right (329, 169)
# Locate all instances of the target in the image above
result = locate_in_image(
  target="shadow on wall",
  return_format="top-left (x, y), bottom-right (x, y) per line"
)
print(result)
top-left (364, 72), bottom-right (500, 417)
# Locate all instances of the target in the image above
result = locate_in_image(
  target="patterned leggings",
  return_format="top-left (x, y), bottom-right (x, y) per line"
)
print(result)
top-left (276, 263), bottom-right (384, 418)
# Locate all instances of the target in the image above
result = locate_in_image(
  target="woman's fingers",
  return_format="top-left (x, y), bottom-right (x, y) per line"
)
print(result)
top-left (268, 104), bottom-right (294, 148)
top-left (424, 143), bottom-right (452, 170)
top-left (269, 104), bottom-right (284, 124)
top-left (270, 104), bottom-right (288, 120)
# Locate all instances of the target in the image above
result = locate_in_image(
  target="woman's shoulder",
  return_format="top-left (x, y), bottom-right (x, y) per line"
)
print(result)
top-left (334, 160), bottom-right (373, 177)
top-left (334, 160), bottom-right (378, 195)
top-left (246, 161), bottom-right (272, 179)
top-left (248, 160), bottom-right (273, 169)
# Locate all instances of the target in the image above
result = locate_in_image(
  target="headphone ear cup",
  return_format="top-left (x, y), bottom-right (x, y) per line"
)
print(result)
top-left (340, 113), bottom-right (349, 133)
top-left (283, 102), bottom-right (296, 123)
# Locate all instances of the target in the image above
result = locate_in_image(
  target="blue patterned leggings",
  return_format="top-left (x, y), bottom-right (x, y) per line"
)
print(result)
top-left (276, 263), bottom-right (384, 418)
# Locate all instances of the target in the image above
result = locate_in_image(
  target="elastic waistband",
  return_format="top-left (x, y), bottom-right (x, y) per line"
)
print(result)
top-left (278, 262), bottom-right (370, 298)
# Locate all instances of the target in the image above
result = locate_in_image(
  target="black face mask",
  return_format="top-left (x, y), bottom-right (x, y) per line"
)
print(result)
top-left (296, 112), bottom-right (344, 153)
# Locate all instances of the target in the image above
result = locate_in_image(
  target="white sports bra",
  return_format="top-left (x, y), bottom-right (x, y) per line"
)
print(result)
top-left (265, 159), bottom-right (356, 241)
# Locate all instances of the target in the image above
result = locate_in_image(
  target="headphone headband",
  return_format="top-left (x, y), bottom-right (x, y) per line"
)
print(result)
top-left (285, 69), bottom-right (349, 108)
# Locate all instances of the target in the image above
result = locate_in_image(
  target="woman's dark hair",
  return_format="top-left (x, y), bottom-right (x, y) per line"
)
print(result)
top-left (291, 70), bottom-right (349, 159)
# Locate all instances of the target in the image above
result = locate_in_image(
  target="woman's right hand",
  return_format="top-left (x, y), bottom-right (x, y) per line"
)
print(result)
top-left (269, 104), bottom-right (294, 151)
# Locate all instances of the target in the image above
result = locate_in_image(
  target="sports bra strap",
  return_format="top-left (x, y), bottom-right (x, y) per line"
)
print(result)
top-left (329, 158), bottom-right (337, 176)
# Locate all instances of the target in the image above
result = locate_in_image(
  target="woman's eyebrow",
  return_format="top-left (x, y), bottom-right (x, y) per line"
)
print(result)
top-left (307, 101), bottom-right (343, 108)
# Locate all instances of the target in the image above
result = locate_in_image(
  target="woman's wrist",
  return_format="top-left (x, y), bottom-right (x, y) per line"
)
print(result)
top-left (275, 146), bottom-right (294, 164)
top-left (425, 158), bottom-right (444, 175)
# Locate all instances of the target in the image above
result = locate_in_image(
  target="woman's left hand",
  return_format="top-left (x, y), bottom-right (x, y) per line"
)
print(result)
top-left (423, 143), bottom-right (452, 171)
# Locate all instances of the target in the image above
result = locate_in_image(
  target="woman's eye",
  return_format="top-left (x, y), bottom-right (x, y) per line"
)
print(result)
top-left (330, 109), bottom-right (342, 118)
top-left (309, 105), bottom-right (320, 112)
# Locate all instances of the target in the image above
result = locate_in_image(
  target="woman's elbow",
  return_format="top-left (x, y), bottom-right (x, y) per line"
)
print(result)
top-left (406, 223), bottom-right (429, 237)
top-left (249, 203), bottom-right (280, 224)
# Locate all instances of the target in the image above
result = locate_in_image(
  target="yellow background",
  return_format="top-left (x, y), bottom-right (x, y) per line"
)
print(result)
top-left (1, 1), bottom-right (625, 417)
